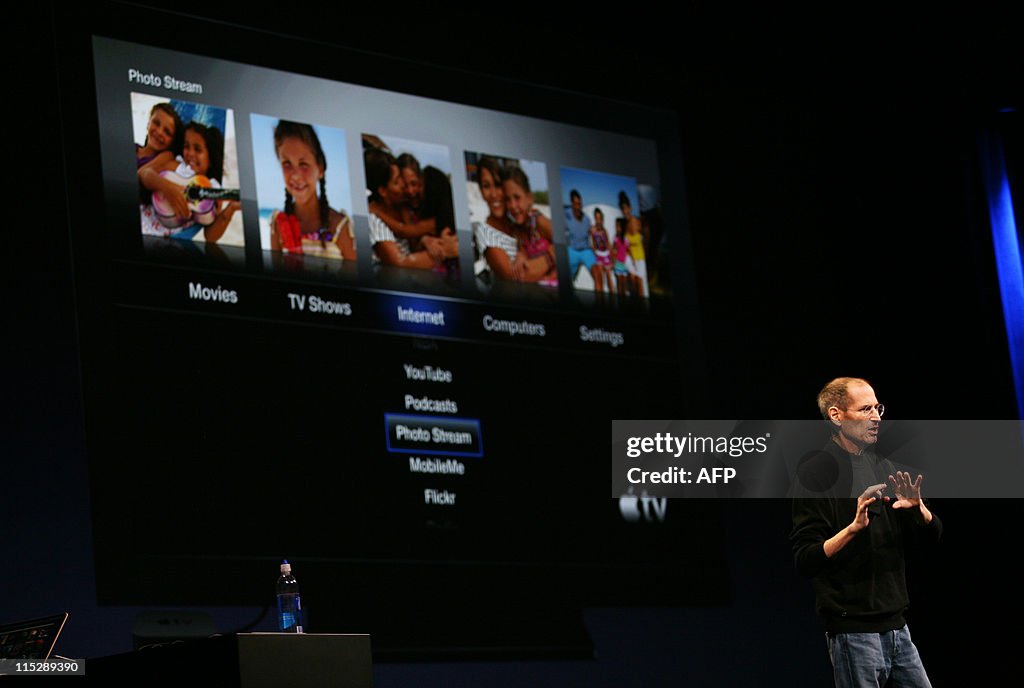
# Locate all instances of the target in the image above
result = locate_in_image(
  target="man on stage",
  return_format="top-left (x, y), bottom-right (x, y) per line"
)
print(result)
top-left (791, 377), bottom-right (942, 687)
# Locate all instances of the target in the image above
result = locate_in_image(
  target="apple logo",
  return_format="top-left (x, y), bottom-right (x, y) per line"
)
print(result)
top-left (618, 493), bottom-right (642, 522)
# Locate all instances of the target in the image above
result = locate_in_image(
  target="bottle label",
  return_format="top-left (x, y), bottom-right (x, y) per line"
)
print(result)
top-left (277, 592), bottom-right (303, 633)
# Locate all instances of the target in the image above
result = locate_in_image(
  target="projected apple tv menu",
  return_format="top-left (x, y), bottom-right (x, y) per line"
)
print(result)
top-left (390, 357), bottom-right (471, 522)
top-left (113, 262), bottom-right (671, 356)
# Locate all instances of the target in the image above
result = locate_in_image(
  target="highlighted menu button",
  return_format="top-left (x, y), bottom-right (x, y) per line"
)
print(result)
top-left (385, 414), bottom-right (483, 457)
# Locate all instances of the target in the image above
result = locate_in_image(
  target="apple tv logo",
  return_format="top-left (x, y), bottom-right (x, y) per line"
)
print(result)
top-left (618, 490), bottom-right (667, 523)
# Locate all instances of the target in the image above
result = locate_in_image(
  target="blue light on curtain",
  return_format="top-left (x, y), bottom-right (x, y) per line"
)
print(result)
top-left (979, 128), bottom-right (1024, 419)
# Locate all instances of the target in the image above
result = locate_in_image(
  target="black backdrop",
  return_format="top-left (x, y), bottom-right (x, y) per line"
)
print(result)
top-left (5, 3), bottom-right (1020, 685)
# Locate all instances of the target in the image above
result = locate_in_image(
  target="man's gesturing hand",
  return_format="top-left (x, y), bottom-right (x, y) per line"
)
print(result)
top-left (888, 471), bottom-right (923, 510)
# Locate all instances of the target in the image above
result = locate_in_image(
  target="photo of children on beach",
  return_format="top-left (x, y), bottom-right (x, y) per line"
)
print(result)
top-left (559, 166), bottom-right (649, 299)
top-left (251, 114), bottom-right (355, 261)
top-left (133, 93), bottom-right (243, 247)
top-left (362, 134), bottom-right (458, 283)
top-left (465, 152), bottom-right (557, 290)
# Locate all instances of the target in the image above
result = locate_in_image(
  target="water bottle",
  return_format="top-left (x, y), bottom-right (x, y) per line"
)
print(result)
top-left (276, 560), bottom-right (303, 633)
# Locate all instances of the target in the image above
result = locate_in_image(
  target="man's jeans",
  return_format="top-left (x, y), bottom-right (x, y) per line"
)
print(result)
top-left (827, 625), bottom-right (932, 688)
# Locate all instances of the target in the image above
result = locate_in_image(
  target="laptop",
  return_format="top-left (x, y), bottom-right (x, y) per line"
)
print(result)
top-left (0, 613), bottom-right (69, 660)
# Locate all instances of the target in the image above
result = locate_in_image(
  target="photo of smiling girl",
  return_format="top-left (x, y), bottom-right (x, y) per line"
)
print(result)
top-left (251, 114), bottom-right (355, 262)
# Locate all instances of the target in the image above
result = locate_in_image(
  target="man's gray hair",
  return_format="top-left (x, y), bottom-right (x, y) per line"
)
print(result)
top-left (817, 377), bottom-right (870, 421)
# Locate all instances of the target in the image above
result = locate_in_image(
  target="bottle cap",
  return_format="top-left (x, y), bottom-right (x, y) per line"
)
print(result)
top-left (280, 560), bottom-right (291, 574)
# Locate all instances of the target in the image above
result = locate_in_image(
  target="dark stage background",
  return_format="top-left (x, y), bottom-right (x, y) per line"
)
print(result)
top-left (5, 3), bottom-right (1020, 685)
